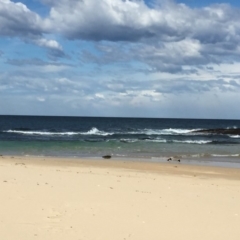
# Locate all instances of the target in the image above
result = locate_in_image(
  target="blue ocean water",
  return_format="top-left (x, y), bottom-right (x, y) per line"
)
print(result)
top-left (0, 115), bottom-right (240, 166)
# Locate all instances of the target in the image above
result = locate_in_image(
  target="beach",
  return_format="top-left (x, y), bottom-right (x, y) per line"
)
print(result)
top-left (1, 156), bottom-right (240, 240)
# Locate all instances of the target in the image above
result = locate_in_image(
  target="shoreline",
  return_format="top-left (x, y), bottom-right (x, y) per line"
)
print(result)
top-left (1, 155), bottom-right (240, 180)
top-left (1, 150), bottom-right (240, 169)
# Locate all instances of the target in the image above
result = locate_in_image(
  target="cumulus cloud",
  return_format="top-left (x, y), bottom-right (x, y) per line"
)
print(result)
top-left (32, 37), bottom-right (65, 59)
top-left (44, 0), bottom-right (240, 44)
top-left (0, 0), bottom-right (63, 53)
top-left (2, 0), bottom-right (240, 67)
top-left (33, 38), bottom-right (62, 50)
top-left (0, 0), bottom-right (43, 37)
top-left (44, 0), bottom-right (160, 41)
top-left (42, 0), bottom-right (239, 72)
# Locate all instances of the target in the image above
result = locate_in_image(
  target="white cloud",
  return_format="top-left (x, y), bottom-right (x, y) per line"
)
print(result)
top-left (49, 0), bottom-right (239, 73)
top-left (2, 0), bottom-right (240, 64)
top-left (0, 0), bottom-right (43, 37)
top-left (44, 0), bottom-right (162, 40)
top-left (0, 0), bottom-right (63, 53)
top-left (95, 93), bottom-right (105, 99)
top-left (44, 0), bottom-right (240, 44)
top-left (1, 0), bottom-right (240, 118)
top-left (37, 97), bottom-right (46, 102)
top-left (33, 38), bottom-right (63, 51)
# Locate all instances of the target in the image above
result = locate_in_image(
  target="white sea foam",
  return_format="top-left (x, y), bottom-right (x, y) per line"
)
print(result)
top-left (5, 127), bottom-right (113, 136)
top-left (173, 140), bottom-right (211, 144)
top-left (229, 135), bottom-right (240, 138)
top-left (211, 154), bottom-right (239, 157)
top-left (128, 128), bottom-right (197, 135)
top-left (119, 138), bottom-right (210, 144)
top-left (189, 154), bottom-right (204, 158)
top-left (120, 139), bottom-right (138, 143)
top-left (145, 139), bottom-right (167, 143)
top-left (159, 128), bottom-right (195, 135)
top-left (5, 130), bottom-right (79, 136)
top-left (227, 126), bottom-right (237, 129)
top-left (83, 127), bottom-right (113, 136)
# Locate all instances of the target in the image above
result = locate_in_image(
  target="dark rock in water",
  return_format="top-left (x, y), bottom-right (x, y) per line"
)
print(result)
top-left (194, 128), bottom-right (240, 135)
top-left (167, 158), bottom-right (172, 161)
top-left (177, 159), bottom-right (181, 162)
top-left (102, 155), bottom-right (112, 159)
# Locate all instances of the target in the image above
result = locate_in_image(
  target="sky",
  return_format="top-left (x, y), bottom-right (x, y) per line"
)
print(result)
top-left (0, 0), bottom-right (240, 119)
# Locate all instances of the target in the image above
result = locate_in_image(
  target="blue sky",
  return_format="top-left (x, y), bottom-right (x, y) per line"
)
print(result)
top-left (1, 0), bottom-right (240, 119)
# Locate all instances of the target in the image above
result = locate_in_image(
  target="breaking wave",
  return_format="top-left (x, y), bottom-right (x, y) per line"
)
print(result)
top-left (5, 130), bottom-right (79, 136)
top-left (4, 127), bottom-right (113, 136)
top-left (83, 127), bottom-right (113, 136)
top-left (126, 128), bottom-right (198, 135)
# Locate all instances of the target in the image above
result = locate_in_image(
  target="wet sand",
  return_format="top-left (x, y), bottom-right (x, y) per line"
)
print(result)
top-left (1, 155), bottom-right (240, 240)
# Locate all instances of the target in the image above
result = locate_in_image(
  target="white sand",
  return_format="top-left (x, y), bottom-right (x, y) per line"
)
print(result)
top-left (1, 156), bottom-right (240, 240)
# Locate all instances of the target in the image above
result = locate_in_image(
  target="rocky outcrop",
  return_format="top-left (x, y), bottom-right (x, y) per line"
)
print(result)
top-left (194, 128), bottom-right (240, 135)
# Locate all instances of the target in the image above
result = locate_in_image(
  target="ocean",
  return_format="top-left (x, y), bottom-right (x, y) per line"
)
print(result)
top-left (0, 115), bottom-right (240, 167)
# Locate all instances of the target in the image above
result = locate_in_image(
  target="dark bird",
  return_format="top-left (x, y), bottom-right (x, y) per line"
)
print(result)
top-left (102, 155), bottom-right (112, 159)
top-left (177, 159), bottom-right (181, 162)
top-left (167, 158), bottom-right (172, 161)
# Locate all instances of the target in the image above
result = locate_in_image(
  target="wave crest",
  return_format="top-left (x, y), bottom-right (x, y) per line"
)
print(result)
top-left (83, 127), bottom-right (113, 136)
top-left (127, 128), bottom-right (196, 135)
top-left (5, 130), bottom-right (79, 136)
top-left (4, 127), bottom-right (113, 136)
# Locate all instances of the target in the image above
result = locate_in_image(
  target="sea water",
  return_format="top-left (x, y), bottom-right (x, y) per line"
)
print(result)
top-left (0, 115), bottom-right (240, 167)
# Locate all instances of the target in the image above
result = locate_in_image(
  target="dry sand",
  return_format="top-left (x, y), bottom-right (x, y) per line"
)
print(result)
top-left (1, 155), bottom-right (240, 240)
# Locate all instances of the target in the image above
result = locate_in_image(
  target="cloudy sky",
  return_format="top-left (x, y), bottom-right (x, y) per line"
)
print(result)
top-left (1, 0), bottom-right (240, 119)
